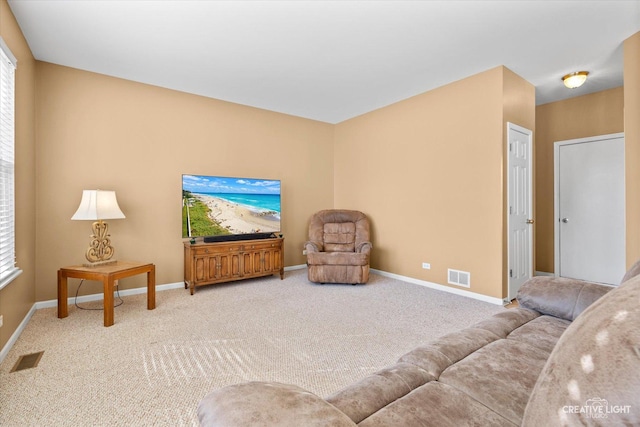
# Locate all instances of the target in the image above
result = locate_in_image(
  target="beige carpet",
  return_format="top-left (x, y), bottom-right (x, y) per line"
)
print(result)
top-left (0, 269), bottom-right (504, 426)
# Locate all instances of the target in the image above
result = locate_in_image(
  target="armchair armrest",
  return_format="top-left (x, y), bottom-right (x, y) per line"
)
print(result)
top-left (516, 276), bottom-right (613, 321)
top-left (198, 382), bottom-right (356, 427)
top-left (304, 241), bottom-right (322, 253)
top-left (355, 241), bottom-right (372, 255)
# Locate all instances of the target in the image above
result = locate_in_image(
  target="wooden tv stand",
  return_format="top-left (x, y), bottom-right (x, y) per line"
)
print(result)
top-left (183, 237), bottom-right (284, 294)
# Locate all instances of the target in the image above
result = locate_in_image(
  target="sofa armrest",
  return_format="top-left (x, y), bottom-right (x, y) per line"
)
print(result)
top-left (621, 258), bottom-right (640, 283)
top-left (198, 382), bottom-right (356, 427)
top-left (516, 276), bottom-right (613, 321)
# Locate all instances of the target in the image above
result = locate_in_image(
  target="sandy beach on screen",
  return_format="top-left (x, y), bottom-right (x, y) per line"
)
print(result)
top-left (195, 194), bottom-right (280, 234)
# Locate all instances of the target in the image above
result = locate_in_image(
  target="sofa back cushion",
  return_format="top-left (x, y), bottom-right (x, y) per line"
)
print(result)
top-left (522, 274), bottom-right (640, 426)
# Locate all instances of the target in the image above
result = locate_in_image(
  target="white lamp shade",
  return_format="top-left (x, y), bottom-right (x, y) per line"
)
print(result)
top-left (71, 190), bottom-right (126, 220)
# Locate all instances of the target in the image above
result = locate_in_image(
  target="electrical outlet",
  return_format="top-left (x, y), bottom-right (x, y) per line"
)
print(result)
top-left (422, 262), bottom-right (431, 270)
top-left (302, 249), bottom-right (307, 255)
top-left (0, 315), bottom-right (3, 328)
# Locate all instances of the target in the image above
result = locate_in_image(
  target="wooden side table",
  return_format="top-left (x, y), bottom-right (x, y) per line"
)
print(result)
top-left (57, 261), bottom-right (156, 327)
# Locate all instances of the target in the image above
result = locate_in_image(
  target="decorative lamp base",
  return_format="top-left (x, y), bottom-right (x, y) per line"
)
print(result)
top-left (83, 220), bottom-right (118, 266)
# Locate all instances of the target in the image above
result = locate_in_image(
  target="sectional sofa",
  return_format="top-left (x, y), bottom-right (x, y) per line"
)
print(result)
top-left (198, 262), bottom-right (640, 426)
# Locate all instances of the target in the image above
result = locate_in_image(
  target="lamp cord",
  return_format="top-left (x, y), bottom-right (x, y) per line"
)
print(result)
top-left (74, 279), bottom-right (124, 310)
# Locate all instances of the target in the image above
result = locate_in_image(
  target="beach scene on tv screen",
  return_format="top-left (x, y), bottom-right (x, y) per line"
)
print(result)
top-left (182, 174), bottom-right (281, 238)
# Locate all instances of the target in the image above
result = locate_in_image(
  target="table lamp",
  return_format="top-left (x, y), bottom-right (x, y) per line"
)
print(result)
top-left (71, 190), bottom-right (126, 266)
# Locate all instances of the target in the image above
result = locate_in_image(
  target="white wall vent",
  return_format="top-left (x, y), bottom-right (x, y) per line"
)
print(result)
top-left (448, 269), bottom-right (471, 288)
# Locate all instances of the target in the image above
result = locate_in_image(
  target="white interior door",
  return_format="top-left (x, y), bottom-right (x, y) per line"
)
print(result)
top-left (507, 123), bottom-right (533, 300)
top-left (555, 134), bottom-right (625, 285)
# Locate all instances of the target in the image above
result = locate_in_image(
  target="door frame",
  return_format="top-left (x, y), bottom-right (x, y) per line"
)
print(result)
top-left (506, 122), bottom-right (533, 301)
top-left (553, 132), bottom-right (625, 277)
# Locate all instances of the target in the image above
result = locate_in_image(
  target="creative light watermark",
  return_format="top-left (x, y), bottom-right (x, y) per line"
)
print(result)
top-left (562, 398), bottom-right (632, 419)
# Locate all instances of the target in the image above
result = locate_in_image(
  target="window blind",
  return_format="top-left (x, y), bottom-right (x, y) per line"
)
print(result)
top-left (0, 38), bottom-right (20, 290)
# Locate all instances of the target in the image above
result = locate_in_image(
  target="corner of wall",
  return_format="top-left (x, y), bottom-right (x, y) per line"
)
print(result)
top-left (502, 68), bottom-right (536, 299)
top-left (624, 31), bottom-right (640, 267)
top-left (0, 0), bottom-right (38, 355)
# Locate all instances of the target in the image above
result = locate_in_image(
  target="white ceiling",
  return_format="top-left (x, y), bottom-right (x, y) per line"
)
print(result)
top-left (7, 0), bottom-right (640, 124)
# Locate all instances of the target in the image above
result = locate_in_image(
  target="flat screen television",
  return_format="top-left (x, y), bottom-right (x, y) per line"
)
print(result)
top-left (182, 174), bottom-right (281, 242)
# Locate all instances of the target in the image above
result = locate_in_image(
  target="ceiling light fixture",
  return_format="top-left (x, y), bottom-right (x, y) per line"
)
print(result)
top-left (562, 71), bottom-right (589, 89)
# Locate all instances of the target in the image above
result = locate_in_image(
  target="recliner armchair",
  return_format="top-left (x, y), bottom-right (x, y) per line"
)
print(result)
top-left (305, 209), bottom-right (372, 284)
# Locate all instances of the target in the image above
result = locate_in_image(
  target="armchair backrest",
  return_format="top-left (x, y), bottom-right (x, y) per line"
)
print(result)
top-left (309, 210), bottom-right (370, 253)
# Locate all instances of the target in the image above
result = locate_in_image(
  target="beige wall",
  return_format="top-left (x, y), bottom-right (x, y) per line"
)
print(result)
top-left (0, 0), bottom-right (36, 352)
top-left (334, 66), bottom-right (534, 300)
top-left (35, 62), bottom-right (334, 301)
top-left (534, 88), bottom-right (624, 273)
top-left (624, 32), bottom-right (640, 267)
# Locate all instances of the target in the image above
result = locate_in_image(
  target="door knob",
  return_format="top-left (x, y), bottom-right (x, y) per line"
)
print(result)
top-left (561, 218), bottom-right (569, 223)
top-left (526, 219), bottom-right (534, 224)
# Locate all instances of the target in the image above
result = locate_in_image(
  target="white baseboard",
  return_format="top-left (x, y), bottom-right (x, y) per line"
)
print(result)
top-left (0, 303), bottom-right (37, 365)
top-left (371, 269), bottom-right (505, 306)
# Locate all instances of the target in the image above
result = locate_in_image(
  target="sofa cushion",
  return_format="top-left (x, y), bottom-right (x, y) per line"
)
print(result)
top-left (506, 314), bottom-right (571, 355)
top-left (326, 362), bottom-right (434, 424)
top-left (197, 382), bottom-right (356, 427)
top-left (472, 307), bottom-right (541, 338)
top-left (517, 276), bottom-right (612, 321)
top-left (398, 328), bottom-right (501, 378)
top-left (358, 382), bottom-right (515, 427)
top-left (438, 339), bottom-right (550, 425)
top-left (522, 274), bottom-right (640, 426)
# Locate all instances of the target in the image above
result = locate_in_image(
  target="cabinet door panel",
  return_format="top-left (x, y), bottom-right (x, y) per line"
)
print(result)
top-left (208, 257), bottom-right (216, 280)
top-left (241, 252), bottom-right (252, 275)
top-left (253, 251), bottom-right (263, 274)
top-left (263, 250), bottom-right (273, 272)
top-left (231, 253), bottom-right (241, 277)
top-left (218, 253), bottom-right (242, 279)
top-left (273, 248), bottom-right (282, 271)
top-left (194, 256), bottom-right (207, 283)
top-left (218, 254), bottom-right (230, 279)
